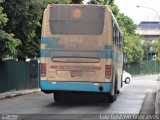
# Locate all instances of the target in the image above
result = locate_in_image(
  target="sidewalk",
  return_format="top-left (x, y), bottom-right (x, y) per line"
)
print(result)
top-left (155, 89), bottom-right (160, 115)
top-left (0, 89), bottom-right (40, 100)
top-left (155, 79), bottom-right (160, 115)
top-left (137, 89), bottom-right (160, 120)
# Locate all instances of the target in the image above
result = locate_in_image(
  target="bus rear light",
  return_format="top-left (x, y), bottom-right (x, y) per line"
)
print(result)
top-left (105, 65), bottom-right (112, 69)
top-left (105, 65), bottom-right (112, 78)
top-left (41, 63), bottom-right (46, 77)
top-left (105, 71), bottom-right (111, 76)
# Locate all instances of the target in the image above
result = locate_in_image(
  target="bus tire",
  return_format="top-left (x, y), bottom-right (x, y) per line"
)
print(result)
top-left (53, 93), bottom-right (61, 102)
top-left (109, 94), bottom-right (116, 103)
top-left (117, 90), bottom-right (120, 94)
top-left (41, 90), bottom-right (51, 94)
top-left (109, 81), bottom-right (117, 103)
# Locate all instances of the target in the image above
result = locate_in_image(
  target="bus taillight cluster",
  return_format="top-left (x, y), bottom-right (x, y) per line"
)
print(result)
top-left (105, 65), bottom-right (112, 78)
top-left (41, 63), bottom-right (46, 77)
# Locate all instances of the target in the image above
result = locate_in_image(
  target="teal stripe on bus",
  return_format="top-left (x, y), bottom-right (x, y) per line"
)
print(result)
top-left (41, 37), bottom-right (62, 49)
top-left (40, 37), bottom-right (113, 58)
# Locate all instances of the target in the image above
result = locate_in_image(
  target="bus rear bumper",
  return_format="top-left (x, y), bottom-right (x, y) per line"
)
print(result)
top-left (40, 80), bottom-right (112, 93)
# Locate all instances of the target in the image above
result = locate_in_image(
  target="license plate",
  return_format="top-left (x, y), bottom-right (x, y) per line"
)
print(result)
top-left (71, 71), bottom-right (82, 77)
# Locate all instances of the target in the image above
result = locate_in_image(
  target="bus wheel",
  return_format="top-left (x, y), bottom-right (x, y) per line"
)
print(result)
top-left (109, 95), bottom-right (115, 103)
top-left (109, 93), bottom-right (116, 103)
top-left (117, 90), bottom-right (120, 94)
top-left (53, 93), bottom-right (62, 102)
top-left (42, 90), bottom-right (51, 94)
top-left (109, 81), bottom-right (117, 103)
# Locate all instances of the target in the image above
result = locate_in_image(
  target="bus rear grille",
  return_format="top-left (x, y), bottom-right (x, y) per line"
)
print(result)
top-left (51, 57), bottom-right (100, 63)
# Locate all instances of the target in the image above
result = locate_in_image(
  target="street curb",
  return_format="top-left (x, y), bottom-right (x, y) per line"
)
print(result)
top-left (155, 90), bottom-right (160, 115)
top-left (0, 89), bottom-right (41, 100)
top-left (139, 92), bottom-right (156, 116)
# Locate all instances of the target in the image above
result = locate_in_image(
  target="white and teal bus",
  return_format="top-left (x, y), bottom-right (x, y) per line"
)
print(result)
top-left (40, 4), bottom-right (123, 102)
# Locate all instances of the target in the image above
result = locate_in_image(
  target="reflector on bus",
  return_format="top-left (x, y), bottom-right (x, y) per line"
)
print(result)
top-left (73, 8), bottom-right (81, 19)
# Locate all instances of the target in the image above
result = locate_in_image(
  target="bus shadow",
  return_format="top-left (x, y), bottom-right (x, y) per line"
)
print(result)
top-left (47, 94), bottom-right (111, 107)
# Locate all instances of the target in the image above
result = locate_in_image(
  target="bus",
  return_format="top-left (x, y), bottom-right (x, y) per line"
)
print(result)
top-left (40, 4), bottom-right (123, 102)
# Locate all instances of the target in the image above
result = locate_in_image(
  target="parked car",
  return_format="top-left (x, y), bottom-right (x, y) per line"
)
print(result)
top-left (123, 71), bottom-right (132, 84)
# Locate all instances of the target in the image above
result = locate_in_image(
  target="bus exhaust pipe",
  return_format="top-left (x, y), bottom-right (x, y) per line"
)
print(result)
top-left (99, 86), bottom-right (103, 92)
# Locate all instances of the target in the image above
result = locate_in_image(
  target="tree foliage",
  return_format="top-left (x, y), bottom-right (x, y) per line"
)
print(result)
top-left (124, 35), bottom-right (143, 63)
top-left (152, 40), bottom-right (160, 54)
top-left (2, 0), bottom-right (81, 60)
top-left (142, 40), bottom-right (160, 60)
top-left (89, 0), bottom-right (114, 5)
top-left (2, 0), bottom-right (41, 60)
top-left (71, 0), bottom-right (83, 4)
top-left (154, 40), bottom-right (160, 60)
top-left (38, 0), bottom-right (72, 6)
top-left (116, 13), bottom-right (136, 35)
top-left (142, 41), bottom-right (152, 60)
top-left (0, 2), bottom-right (20, 60)
top-left (108, 3), bottom-right (119, 16)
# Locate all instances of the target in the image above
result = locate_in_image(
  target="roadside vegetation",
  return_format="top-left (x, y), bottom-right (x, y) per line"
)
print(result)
top-left (142, 40), bottom-right (160, 60)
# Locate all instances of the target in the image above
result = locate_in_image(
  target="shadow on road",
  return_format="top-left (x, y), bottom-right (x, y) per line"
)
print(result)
top-left (46, 93), bottom-right (112, 107)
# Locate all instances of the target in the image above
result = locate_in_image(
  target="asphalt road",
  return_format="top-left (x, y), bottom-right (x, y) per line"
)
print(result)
top-left (0, 75), bottom-right (159, 120)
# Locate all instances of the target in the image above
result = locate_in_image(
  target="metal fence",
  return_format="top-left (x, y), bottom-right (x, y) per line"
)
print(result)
top-left (0, 60), bottom-right (39, 93)
top-left (124, 60), bottom-right (160, 75)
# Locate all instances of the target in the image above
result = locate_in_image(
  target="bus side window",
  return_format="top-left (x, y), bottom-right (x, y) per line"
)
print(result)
top-left (114, 26), bottom-right (116, 45)
top-left (121, 34), bottom-right (123, 48)
top-left (117, 31), bottom-right (119, 47)
top-left (112, 27), bottom-right (114, 43)
top-left (112, 20), bottom-right (115, 44)
top-left (120, 35), bottom-right (122, 48)
top-left (114, 27), bottom-right (116, 45)
top-left (120, 33), bottom-right (122, 48)
top-left (116, 26), bottom-right (118, 46)
top-left (113, 29), bottom-right (115, 44)
top-left (119, 32), bottom-right (121, 48)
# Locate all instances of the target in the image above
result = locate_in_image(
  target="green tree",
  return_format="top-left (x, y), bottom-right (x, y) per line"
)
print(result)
top-left (2, 0), bottom-right (74, 60)
top-left (0, 2), bottom-right (20, 60)
top-left (142, 41), bottom-right (152, 60)
top-left (2, 0), bottom-right (41, 60)
top-left (116, 13), bottom-right (136, 35)
top-left (89, 0), bottom-right (114, 5)
top-left (109, 3), bottom-right (119, 16)
top-left (152, 39), bottom-right (160, 60)
top-left (124, 35), bottom-right (144, 63)
top-left (38, 0), bottom-right (71, 6)
top-left (71, 0), bottom-right (83, 4)
top-left (143, 40), bottom-right (160, 60)
top-left (152, 40), bottom-right (160, 53)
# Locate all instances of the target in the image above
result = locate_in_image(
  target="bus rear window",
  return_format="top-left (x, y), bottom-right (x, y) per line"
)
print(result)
top-left (49, 5), bottom-right (105, 35)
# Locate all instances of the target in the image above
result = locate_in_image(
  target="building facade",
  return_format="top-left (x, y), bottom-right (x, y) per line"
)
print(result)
top-left (136, 21), bottom-right (160, 42)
